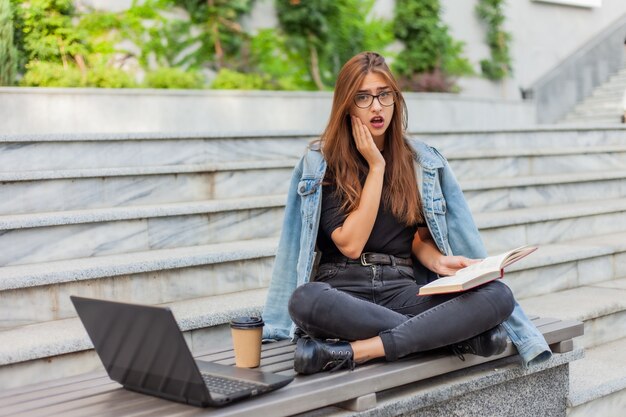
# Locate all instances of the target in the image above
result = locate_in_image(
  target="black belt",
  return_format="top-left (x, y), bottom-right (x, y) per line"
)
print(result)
top-left (322, 252), bottom-right (412, 267)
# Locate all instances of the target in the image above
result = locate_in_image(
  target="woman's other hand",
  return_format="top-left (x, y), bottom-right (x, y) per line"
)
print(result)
top-left (433, 255), bottom-right (481, 276)
top-left (351, 116), bottom-right (385, 168)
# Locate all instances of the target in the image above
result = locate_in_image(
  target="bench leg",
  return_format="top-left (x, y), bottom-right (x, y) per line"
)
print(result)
top-left (550, 339), bottom-right (574, 353)
top-left (336, 393), bottom-right (377, 412)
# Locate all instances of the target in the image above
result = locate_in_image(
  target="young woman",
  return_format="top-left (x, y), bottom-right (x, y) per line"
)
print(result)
top-left (262, 52), bottom-right (551, 374)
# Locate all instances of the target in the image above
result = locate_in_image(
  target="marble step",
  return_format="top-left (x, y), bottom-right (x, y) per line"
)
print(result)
top-left (569, 108), bottom-right (622, 117)
top-left (414, 127), bottom-right (626, 154)
top-left (0, 196), bottom-right (286, 266)
top-left (567, 336), bottom-right (626, 417)
top-left (0, 161), bottom-right (296, 215)
top-left (518, 278), bottom-right (626, 350)
top-left (574, 100), bottom-right (622, 111)
top-left (447, 145), bottom-right (626, 180)
top-left (503, 231), bottom-right (626, 299)
top-left (3, 185), bottom-right (626, 267)
top-left (581, 96), bottom-right (623, 107)
top-left (561, 115), bottom-right (622, 124)
top-left (0, 133), bottom-right (313, 172)
top-left (463, 169), bottom-right (626, 213)
top-left (4, 145), bottom-right (626, 216)
top-left (2, 225), bottom-right (624, 331)
top-left (0, 237), bottom-right (277, 329)
top-left (3, 128), bottom-right (626, 175)
top-left (477, 197), bottom-right (626, 253)
top-left (0, 288), bottom-right (268, 391)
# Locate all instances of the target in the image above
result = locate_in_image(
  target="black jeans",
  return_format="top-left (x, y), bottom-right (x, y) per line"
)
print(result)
top-left (288, 261), bottom-right (515, 361)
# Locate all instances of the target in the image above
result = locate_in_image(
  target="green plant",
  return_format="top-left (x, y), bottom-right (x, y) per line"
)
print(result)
top-left (476, 0), bottom-right (512, 80)
top-left (248, 28), bottom-right (313, 90)
top-left (20, 61), bottom-right (83, 87)
top-left (393, 0), bottom-right (473, 92)
top-left (144, 67), bottom-right (205, 89)
top-left (211, 68), bottom-right (271, 89)
top-left (275, 0), bottom-right (392, 90)
top-left (0, 0), bottom-right (18, 85)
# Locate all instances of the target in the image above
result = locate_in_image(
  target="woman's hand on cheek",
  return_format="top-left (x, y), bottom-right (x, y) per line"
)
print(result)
top-left (433, 255), bottom-right (481, 276)
top-left (351, 116), bottom-right (385, 169)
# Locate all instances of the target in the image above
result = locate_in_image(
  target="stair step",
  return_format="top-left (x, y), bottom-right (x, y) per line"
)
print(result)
top-left (477, 198), bottom-right (626, 252)
top-left (463, 169), bottom-right (626, 212)
top-left (4, 145), bottom-right (626, 215)
top-left (448, 146), bottom-right (626, 179)
top-left (0, 162), bottom-right (295, 215)
top-left (0, 134), bottom-right (313, 172)
top-left (503, 231), bottom-right (626, 299)
top-left (518, 278), bottom-right (626, 348)
top-left (0, 196), bottom-right (285, 266)
top-left (567, 336), bottom-right (626, 417)
top-left (0, 288), bottom-right (267, 390)
top-left (0, 237), bottom-right (277, 328)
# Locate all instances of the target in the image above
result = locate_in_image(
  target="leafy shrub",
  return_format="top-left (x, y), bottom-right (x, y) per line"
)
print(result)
top-left (393, 0), bottom-right (473, 92)
top-left (20, 61), bottom-right (83, 87)
top-left (211, 68), bottom-right (271, 90)
top-left (143, 67), bottom-right (205, 89)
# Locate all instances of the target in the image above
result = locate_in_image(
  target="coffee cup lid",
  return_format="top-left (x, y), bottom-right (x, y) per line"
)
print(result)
top-left (230, 316), bottom-right (264, 329)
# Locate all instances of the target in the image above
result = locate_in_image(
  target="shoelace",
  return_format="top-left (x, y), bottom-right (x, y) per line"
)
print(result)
top-left (328, 356), bottom-right (356, 373)
top-left (450, 342), bottom-right (476, 362)
top-left (324, 350), bottom-right (356, 373)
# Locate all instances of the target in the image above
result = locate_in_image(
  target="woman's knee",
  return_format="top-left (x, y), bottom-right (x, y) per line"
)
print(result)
top-left (288, 282), bottom-right (332, 321)
top-left (483, 280), bottom-right (515, 318)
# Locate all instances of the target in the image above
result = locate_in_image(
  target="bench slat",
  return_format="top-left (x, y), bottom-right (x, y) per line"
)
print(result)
top-left (0, 317), bottom-right (583, 417)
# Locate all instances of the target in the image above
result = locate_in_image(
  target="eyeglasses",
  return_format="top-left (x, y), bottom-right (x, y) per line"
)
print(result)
top-left (353, 91), bottom-right (396, 108)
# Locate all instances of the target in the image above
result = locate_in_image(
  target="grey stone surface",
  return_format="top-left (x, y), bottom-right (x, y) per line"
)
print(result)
top-left (324, 350), bottom-right (583, 417)
top-left (0, 168), bottom-right (293, 215)
top-left (531, 13), bottom-right (626, 123)
top-left (568, 337), bottom-right (626, 415)
top-left (0, 88), bottom-right (536, 135)
top-left (0, 236), bottom-right (278, 291)
top-left (518, 283), bottom-right (626, 348)
top-left (0, 287), bottom-right (266, 367)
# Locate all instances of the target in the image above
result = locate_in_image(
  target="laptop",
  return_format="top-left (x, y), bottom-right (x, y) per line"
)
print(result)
top-left (70, 296), bottom-right (294, 407)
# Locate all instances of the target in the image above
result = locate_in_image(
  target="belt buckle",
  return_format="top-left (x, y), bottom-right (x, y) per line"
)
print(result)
top-left (360, 252), bottom-right (373, 266)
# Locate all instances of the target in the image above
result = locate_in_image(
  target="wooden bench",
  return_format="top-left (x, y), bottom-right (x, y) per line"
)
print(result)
top-left (0, 317), bottom-right (583, 417)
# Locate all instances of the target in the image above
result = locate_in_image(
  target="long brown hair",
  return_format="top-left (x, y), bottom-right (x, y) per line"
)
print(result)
top-left (321, 51), bottom-right (423, 225)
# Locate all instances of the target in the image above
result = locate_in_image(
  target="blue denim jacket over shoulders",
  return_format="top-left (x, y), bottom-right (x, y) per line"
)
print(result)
top-left (262, 137), bottom-right (551, 368)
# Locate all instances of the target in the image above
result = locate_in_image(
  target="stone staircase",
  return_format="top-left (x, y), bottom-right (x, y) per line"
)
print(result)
top-left (1, 127), bottom-right (625, 415)
top-left (560, 67), bottom-right (626, 125)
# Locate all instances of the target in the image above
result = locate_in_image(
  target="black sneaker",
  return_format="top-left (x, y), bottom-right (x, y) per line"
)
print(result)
top-left (451, 325), bottom-right (508, 361)
top-left (293, 337), bottom-right (355, 375)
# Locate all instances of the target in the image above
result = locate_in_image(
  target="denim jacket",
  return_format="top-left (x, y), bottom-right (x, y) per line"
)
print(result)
top-left (262, 138), bottom-right (551, 368)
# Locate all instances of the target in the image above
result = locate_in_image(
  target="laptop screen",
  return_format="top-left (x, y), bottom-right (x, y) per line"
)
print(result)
top-left (71, 296), bottom-right (211, 403)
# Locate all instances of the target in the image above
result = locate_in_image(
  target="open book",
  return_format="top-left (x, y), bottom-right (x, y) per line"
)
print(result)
top-left (418, 245), bottom-right (538, 296)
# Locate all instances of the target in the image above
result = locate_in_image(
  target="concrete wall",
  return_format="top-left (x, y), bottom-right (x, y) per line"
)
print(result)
top-left (442, 0), bottom-right (626, 99)
top-left (0, 87), bottom-right (535, 135)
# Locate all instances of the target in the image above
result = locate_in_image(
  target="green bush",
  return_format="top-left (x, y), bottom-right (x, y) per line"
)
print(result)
top-left (393, 0), bottom-right (473, 92)
top-left (143, 67), bottom-right (205, 89)
top-left (87, 62), bottom-right (137, 88)
top-left (0, 0), bottom-right (18, 85)
top-left (20, 60), bottom-right (138, 88)
top-left (211, 68), bottom-right (272, 90)
top-left (20, 61), bottom-right (83, 87)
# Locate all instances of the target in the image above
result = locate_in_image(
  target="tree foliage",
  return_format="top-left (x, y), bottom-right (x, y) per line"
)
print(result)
top-left (476, 0), bottom-right (512, 80)
top-left (0, 0), bottom-right (18, 85)
top-left (393, 0), bottom-right (473, 92)
top-left (6, 0), bottom-right (507, 91)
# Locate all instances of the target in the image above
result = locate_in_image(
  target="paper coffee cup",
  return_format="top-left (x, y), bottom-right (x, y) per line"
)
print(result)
top-left (230, 316), bottom-right (264, 368)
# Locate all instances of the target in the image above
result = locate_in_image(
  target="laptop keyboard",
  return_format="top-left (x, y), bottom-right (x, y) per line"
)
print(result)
top-left (201, 373), bottom-right (266, 396)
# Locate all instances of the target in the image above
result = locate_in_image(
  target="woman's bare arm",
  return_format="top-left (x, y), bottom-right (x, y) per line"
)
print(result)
top-left (412, 227), bottom-right (480, 275)
top-left (330, 117), bottom-right (385, 259)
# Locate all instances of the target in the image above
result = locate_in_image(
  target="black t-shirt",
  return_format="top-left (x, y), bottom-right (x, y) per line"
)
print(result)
top-left (317, 181), bottom-right (421, 259)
